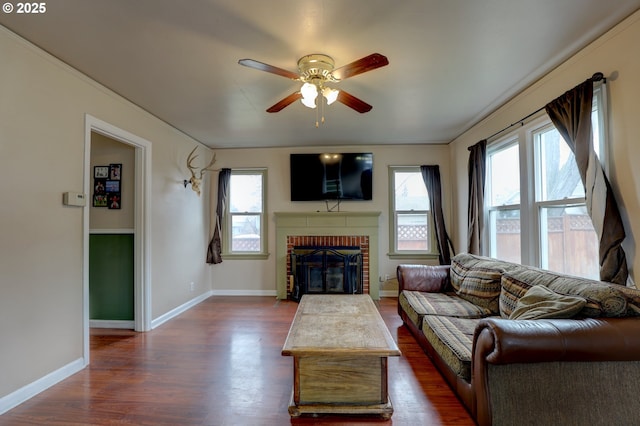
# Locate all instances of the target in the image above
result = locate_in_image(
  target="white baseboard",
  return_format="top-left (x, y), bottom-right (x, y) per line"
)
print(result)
top-left (0, 357), bottom-right (85, 415)
top-left (90, 319), bottom-right (135, 329)
top-left (210, 289), bottom-right (396, 298)
top-left (209, 289), bottom-right (396, 298)
top-left (211, 289), bottom-right (278, 297)
top-left (151, 290), bottom-right (213, 329)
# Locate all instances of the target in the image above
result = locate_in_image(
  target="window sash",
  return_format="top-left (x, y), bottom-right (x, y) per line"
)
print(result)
top-left (538, 203), bottom-right (598, 279)
top-left (487, 140), bottom-right (520, 207)
top-left (229, 172), bottom-right (263, 213)
top-left (533, 123), bottom-right (584, 202)
top-left (394, 210), bottom-right (431, 252)
top-left (487, 207), bottom-right (521, 263)
top-left (230, 213), bottom-right (262, 253)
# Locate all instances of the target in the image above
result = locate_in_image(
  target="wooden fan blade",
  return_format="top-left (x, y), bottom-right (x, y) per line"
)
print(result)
top-left (238, 59), bottom-right (300, 80)
top-left (331, 53), bottom-right (389, 81)
top-left (336, 90), bottom-right (372, 113)
top-left (267, 92), bottom-right (302, 113)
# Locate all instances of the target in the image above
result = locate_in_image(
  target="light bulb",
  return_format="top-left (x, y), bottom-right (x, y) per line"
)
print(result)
top-left (301, 96), bottom-right (317, 109)
top-left (300, 82), bottom-right (318, 108)
top-left (322, 87), bottom-right (339, 105)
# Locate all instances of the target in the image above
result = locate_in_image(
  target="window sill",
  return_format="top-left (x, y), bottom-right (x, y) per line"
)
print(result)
top-left (387, 252), bottom-right (440, 260)
top-left (220, 252), bottom-right (270, 260)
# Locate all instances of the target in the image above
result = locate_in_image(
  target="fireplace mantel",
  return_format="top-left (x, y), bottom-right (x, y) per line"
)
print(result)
top-left (275, 211), bottom-right (381, 300)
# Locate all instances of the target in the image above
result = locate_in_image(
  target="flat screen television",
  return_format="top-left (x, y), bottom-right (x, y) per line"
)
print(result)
top-left (290, 153), bottom-right (373, 201)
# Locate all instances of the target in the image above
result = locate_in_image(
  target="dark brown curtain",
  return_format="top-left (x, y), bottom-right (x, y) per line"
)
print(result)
top-left (545, 79), bottom-right (628, 285)
top-left (421, 165), bottom-right (454, 265)
top-left (467, 140), bottom-right (486, 255)
top-left (206, 168), bottom-right (231, 264)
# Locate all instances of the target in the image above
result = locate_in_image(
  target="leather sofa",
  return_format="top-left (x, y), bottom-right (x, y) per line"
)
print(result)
top-left (397, 253), bottom-right (640, 426)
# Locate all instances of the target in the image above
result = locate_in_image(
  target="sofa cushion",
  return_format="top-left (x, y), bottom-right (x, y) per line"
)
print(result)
top-left (422, 316), bottom-right (480, 382)
top-left (509, 285), bottom-right (587, 320)
top-left (450, 253), bottom-right (515, 314)
top-left (400, 290), bottom-right (493, 330)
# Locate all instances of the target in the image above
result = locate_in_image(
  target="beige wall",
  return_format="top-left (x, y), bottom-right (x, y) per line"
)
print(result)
top-left (0, 26), bottom-right (211, 399)
top-left (210, 144), bottom-right (451, 295)
top-left (449, 10), bottom-right (640, 284)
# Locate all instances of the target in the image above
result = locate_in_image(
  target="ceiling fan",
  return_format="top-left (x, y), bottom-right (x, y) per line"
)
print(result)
top-left (238, 53), bottom-right (389, 114)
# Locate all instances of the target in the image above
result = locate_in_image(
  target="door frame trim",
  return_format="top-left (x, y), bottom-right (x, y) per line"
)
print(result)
top-left (83, 115), bottom-right (152, 364)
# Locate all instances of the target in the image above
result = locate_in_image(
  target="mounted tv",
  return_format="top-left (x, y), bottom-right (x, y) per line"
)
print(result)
top-left (290, 153), bottom-right (373, 201)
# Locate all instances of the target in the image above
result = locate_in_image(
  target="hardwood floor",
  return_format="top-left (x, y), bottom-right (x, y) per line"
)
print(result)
top-left (0, 297), bottom-right (474, 425)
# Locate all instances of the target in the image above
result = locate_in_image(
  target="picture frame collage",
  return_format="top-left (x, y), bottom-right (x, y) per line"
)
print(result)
top-left (93, 163), bottom-right (122, 209)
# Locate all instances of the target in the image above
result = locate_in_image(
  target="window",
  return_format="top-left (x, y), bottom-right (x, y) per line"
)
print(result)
top-left (389, 167), bottom-right (437, 257)
top-left (224, 169), bottom-right (267, 257)
top-left (485, 89), bottom-right (606, 279)
top-left (534, 124), bottom-right (599, 278)
top-left (486, 141), bottom-right (521, 264)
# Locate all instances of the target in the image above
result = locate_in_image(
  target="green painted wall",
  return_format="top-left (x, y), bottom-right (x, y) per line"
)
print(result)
top-left (89, 234), bottom-right (134, 320)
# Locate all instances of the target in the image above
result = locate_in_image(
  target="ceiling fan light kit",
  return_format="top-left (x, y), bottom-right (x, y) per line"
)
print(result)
top-left (238, 52), bottom-right (389, 124)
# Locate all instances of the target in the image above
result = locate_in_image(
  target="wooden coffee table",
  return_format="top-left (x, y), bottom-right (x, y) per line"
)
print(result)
top-left (282, 294), bottom-right (401, 418)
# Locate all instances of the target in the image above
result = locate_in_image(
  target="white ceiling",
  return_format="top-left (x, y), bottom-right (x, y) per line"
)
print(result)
top-left (2, 0), bottom-right (639, 149)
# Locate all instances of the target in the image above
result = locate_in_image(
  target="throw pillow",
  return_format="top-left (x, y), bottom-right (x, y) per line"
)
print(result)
top-left (509, 285), bottom-right (587, 320)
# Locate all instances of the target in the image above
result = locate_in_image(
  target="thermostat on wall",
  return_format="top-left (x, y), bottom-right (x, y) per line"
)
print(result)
top-left (63, 192), bottom-right (86, 207)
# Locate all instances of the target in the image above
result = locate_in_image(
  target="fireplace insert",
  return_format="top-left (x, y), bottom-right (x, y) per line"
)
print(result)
top-left (290, 246), bottom-right (363, 302)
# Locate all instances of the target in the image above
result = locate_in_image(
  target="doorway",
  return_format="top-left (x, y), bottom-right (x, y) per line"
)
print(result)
top-left (83, 115), bottom-right (152, 364)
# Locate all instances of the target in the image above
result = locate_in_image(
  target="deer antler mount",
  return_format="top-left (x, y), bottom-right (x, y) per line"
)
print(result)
top-left (184, 147), bottom-right (217, 196)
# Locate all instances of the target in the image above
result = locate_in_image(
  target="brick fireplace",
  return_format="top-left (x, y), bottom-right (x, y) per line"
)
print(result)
top-left (275, 211), bottom-right (381, 300)
top-left (287, 235), bottom-right (369, 300)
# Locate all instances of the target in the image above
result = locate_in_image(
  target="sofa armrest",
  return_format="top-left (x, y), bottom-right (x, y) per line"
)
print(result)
top-left (396, 264), bottom-right (450, 293)
top-left (474, 317), bottom-right (640, 364)
top-left (473, 318), bottom-right (640, 426)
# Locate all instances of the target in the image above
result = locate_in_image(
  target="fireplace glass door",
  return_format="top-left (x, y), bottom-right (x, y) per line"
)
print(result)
top-left (291, 246), bottom-right (362, 301)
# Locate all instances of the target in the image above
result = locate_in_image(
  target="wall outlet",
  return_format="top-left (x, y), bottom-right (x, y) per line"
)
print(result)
top-left (189, 282), bottom-right (195, 292)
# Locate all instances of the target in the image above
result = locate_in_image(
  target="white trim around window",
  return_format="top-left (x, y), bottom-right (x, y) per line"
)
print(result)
top-left (222, 168), bottom-right (269, 259)
top-left (388, 166), bottom-right (438, 259)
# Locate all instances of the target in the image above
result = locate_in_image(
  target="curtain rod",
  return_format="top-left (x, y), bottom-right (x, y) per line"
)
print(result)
top-left (473, 72), bottom-right (605, 147)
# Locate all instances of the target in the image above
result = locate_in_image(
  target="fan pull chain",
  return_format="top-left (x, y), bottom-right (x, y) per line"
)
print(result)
top-left (312, 90), bottom-right (328, 128)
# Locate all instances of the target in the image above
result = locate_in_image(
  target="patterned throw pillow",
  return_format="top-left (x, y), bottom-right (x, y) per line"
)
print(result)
top-left (509, 285), bottom-right (587, 320)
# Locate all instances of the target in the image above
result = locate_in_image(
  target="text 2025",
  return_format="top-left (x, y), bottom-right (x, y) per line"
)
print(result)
top-left (17, 2), bottom-right (46, 13)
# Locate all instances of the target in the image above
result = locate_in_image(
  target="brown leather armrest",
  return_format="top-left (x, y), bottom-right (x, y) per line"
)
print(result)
top-left (473, 317), bottom-right (640, 364)
top-left (396, 264), bottom-right (450, 293)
